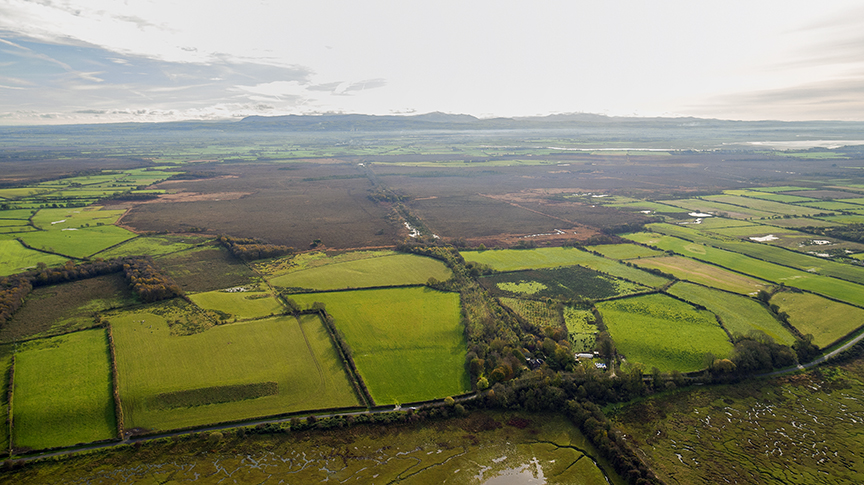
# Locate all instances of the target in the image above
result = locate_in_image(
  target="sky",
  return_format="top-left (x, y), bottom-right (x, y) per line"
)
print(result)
top-left (1, 0), bottom-right (863, 125)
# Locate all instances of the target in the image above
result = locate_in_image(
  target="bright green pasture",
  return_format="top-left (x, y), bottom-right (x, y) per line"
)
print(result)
top-left (834, 198), bottom-right (864, 206)
top-left (751, 186), bottom-right (816, 193)
top-left (0, 219), bottom-right (29, 228)
top-left (0, 188), bottom-right (54, 199)
top-left (597, 294), bottom-right (732, 373)
top-left (668, 282), bottom-right (795, 345)
top-left (625, 232), bottom-right (864, 307)
top-left (633, 256), bottom-right (768, 295)
top-left (694, 218), bottom-right (759, 229)
top-left (604, 201), bottom-right (689, 213)
top-left (771, 292), bottom-right (864, 348)
top-left (188, 286), bottom-right (285, 320)
top-left (760, 217), bottom-right (839, 228)
top-left (18, 225), bottom-right (137, 258)
top-left (269, 253), bottom-right (452, 291)
top-left (657, 199), bottom-right (775, 219)
top-left (111, 310), bottom-right (359, 431)
top-left (798, 200), bottom-right (863, 211)
top-left (12, 329), bottom-right (115, 450)
top-left (30, 206), bottom-right (126, 230)
top-left (704, 195), bottom-right (827, 216)
top-left (723, 190), bottom-right (815, 204)
top-left (292, 287), bottom-right (468, 404)
top-left (0, 239), bottom-right (69, 276)
top-left (586, 243), bottom-right (663, 260)
top-left (0, 225), bottom-right (36, 235)
top-left (461, 248), bottom-right (669, 288)
top-left (94, 235), bottom-right (209, 259)
top-left (816, 214), bottom-right (864, 224)
top-left (0, 209), bottom-right (35, 220)
top-left (639, 223), bottom-right (864, 285)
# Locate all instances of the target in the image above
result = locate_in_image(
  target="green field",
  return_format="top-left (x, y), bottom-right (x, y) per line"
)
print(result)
top-left (188, 285), bottom-right (285, 321)
top-left (625, 232), bottom-right (864, 307)
top-left (0, 239), bottom-right (69, 276)
top-left (632, 256), bottom-right (768, 295)
top-left (770, 292), bottom-right (864, 348)
top-left (596, 294), bottom-right (733, 372)
top-left (95, 235), bottom-right (209, 259)
top-left (704, 195), bottom-right (828, 216)
top-left (586, 243), bottom-right (664, 260)
top-left (12, 329), bottom-right (116, 450)
top-left (111, 307), bottom-right (360, 431)
top-left (461, 248), bottom-right (670, 288)
top-left (291, 287), bottom-right (468, 404)
top-left (723, 190), bottom-right (816, 203)
top-left (18, 225), bottom-right (137, 259)
top-left (30, 206), bottom-right (127, 230)
top-left (667, 282), bottom-right (795, 345)
top-left (657, 199), bottom-right (775, 219)
top-left (268, 253), bottom-right (452, 291)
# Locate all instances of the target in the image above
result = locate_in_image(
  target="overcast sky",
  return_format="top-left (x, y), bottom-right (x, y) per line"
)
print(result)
top-left (1, 0), bottom-right (863, 125)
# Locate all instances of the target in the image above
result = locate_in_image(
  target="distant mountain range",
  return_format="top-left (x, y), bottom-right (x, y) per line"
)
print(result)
top-left (2, 112), bottom-right (864, 144)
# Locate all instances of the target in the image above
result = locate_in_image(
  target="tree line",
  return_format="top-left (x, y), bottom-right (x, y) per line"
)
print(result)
top-left (218, 235), bottom-right (294, 261)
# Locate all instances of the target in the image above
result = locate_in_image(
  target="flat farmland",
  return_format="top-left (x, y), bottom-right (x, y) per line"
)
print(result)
top-left (95, 235), bottom-right (209, 259)
top-left (269, 253), bottom-right (452, 291)
top-left (693, 217), bottom-right (759, 230)
top-left (0, 346), bottom-right (11, 451)
top-left (121, 164), bottom-right (397, 249)
top-left (770, 291), bottom-right (864, 348)
top-left (668, 282), bottom-right (795, 345)
top-left (461, 248), bottom-right (670, 288)
top-left (597, 294), bottom-right (733, 372)
top-left (111, 309), bottom-right (359, 432)
top-left (0, 239), bottom-right (68, 276)
top-left (30, 206), bottom-right (126, 230)
top-left (704, 195), bottom-right (827, 216)
top-left (586, 243), bottom-right (663, 260)
top-left (657, 199), bottom-right (775, 219)
top-left (1, 273), bottom-right (136, 342)
top-left (625, 232), bottom-right (864, 307)
top-left (187, 285), bottom-right (285, 321)
top-left (723, 190), bottom-right (816, 203)
top-left (12, 329), bottom-right (116, 450)
top-left (291, 287), bottom-right (469, 404)
top-left (18, 225), bottom-right (137, 259)
top-left (633, 256), bottom-right (768, 295)
top-left (760, 217), bottom-right (840, 228)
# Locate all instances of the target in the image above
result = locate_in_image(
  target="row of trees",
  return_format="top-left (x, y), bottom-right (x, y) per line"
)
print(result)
top-left (0, 275), bottom-right (31, 326)
top-left (122, 257), bottom-right (184, 303)
top-left (217, 235), bottom-right (294, 261)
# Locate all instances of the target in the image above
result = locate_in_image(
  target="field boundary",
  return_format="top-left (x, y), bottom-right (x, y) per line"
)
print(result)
top-left (316, 310), bottom-right (375, 408)
top-left (104, 324), bottom-right (125, 440)
top-left (5, 355), bottom-right (14, 458)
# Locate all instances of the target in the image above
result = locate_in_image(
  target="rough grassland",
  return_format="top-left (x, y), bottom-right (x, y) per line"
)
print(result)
top-left (2, 273), bottom-right (136, 343)
top-left (770, 291), bottom-right (864, 348)
top-left (499, 297), bottom-right (561, 330)
top-left (461, 248), bottom-right (669, 288)
top-left (0, 239), bottom-right (69, 276)
top-left (597, 294), bottom-right (733, 373)
top-left (633, 256), bottom-right (768, 295)
top-left (111, 311), bottom-right (359, 431)
top-left (668, 282), bottom-right (795, 345)
top-left (188, 286), bottom-right (285, 321)
top-left (13, 329), bottom-right (115, 450)
top-left (269, 253), bottom-right (452, 291)
top-left (292, 287), bottom-right (468, 404)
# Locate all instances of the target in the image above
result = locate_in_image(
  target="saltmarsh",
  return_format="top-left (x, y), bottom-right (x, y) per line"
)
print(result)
top-left (597, 294), bottom-right (733, 372)
top-left (291, 287), bottom-right (468, 404)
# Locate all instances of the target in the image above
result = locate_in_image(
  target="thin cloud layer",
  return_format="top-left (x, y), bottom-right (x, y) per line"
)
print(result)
top-left (1, 1), bottom-right (863, 124)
